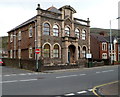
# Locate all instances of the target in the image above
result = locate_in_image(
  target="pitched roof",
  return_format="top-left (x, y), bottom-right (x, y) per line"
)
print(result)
top-left (7, 16), bottom-right (36, 33)
top-left (47, 6), bottom-right (61, 14)
top-left (91, 33), bottom-right (108, 42)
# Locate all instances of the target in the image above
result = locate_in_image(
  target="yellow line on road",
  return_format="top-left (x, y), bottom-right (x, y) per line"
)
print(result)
top-left (92, 81), bottom-right (118, 97)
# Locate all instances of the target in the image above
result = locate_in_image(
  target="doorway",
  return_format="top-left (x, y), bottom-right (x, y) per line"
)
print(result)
top-left (68, 45), bottom-right (76, 63)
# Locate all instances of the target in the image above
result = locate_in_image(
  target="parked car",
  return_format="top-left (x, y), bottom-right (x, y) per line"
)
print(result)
top-left (0, 58), bottom-right (3, 66)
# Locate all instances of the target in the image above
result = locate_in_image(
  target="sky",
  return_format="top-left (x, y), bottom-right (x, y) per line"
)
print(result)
top-left (0, 0), bottom-right (119, 36)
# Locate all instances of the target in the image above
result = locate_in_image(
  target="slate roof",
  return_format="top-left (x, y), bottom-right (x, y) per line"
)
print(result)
top-left (7, 16), bottom-right (36, 33)
top-left (47, 6), bottom-right (61, 14)
top-left (91, 33), bottom-right (108, 42)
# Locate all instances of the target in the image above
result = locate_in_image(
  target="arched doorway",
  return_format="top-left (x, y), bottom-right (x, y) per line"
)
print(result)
top-left (68, 45), bottom-right (76, 63)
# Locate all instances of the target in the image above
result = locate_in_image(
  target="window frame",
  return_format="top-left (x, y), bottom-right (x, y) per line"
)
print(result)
top-left (29, 26), bottom-right (33, 37)
top-left (44, 44), bottom-right (50, 58)
top-left (53, 24), bottom-right (59, 37)
top-left (82, 29), bottom-right (86, 40)
top-left (65, 27), bottom-right (70, 36)
top-left (75, 28), bottom-right (80, 38)
top-left (53, 45), bottom-right (59, 58)
top-left (29, 47), bottom-right (32, 59)
top-left (18, 31), bottom-right (21, 40)
top-left (43, 23), bottom-right (50, 35)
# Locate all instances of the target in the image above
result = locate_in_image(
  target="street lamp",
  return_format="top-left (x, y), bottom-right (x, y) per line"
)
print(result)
top-left (110, 17), bottom-right (120, 64)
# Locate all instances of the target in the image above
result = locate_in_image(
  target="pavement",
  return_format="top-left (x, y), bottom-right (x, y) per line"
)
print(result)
top-left (94, 81), bottom-right (119, 97)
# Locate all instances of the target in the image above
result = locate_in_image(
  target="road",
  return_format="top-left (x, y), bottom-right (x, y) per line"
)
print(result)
top-left (1, 65), bottom-right (119, 96)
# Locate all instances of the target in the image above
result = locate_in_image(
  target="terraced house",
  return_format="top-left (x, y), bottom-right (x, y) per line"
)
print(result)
top-left (8, 4), bottom-right (90, 66)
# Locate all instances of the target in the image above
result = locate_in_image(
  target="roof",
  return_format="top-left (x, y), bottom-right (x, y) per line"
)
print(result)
top-left (47, 6), bottom-right (61, 14)
top-left (7, 16), bottom-right (36, 33)
top-left (91, 33), bottom-right (108, 42)
top-left (59, 5), bottom-right (76, 13)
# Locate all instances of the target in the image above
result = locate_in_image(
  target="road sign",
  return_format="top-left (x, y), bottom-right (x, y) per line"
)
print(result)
top-left (35, 49), bottom-right (40, 54)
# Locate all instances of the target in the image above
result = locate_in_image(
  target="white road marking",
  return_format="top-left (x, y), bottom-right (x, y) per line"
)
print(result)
top-left (56, 75), bottom-right (77, 79)
top-left (80, 74), bottom-right (86, 76)
top-left (64, 93), bottom-right (75, 96)
top-left (77, 90), bottom-right (87, 94)
top-left (0, 79), bottom-right (38, 84)
top-left (19, 73), bottom-right (26, 75)
top-left (2, 72), bottom-right (40, 77)
top-left (19, 79), bottom-right (38, 82)
top-left (102, 70), bottom-right (114, 73)
top-left (88, 89), bottom-right (93, 91)
top-left (96, 72), bottom-right (101, 74)
top-left (0, 80), bottom-right (18, 83)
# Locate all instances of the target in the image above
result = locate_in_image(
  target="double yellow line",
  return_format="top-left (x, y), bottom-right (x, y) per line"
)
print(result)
top-left (92, 81), bottom-right (118, 97)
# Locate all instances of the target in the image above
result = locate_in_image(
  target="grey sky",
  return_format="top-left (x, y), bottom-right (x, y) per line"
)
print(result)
top-left (0, 0), bottom-right (119, 36)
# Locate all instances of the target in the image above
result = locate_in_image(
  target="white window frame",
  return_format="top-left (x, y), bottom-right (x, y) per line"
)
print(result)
top-left (18, 31), bottom-right (21, 40)
top-left (29, 47), bottom-right (32, 59)
top-left (29, 26), bottom-right (33, 37)
top-left (75, 28), bottom-right (80, 38)
top-left (10, 50), bottom-right (13, 58)
top-left (82, 29), bottom-right (86, 40)
top-left (53, 24), bottom-right (59, 37)
top-left (65, 27), bottom-right (70, 36)
top-left (18, 49), bottom-right (21, 59)
top-left (10, 34), bottom-right (13, 42)
top-left (102, 42), bottom-right (107, 51)
top-left (102, 53), bottom-right (107, 59)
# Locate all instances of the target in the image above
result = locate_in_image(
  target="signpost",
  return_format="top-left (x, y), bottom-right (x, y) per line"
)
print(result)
top-left (35, 49), bottom-right (40, 54)
top-left (35, 49), bottom-right (40, 72)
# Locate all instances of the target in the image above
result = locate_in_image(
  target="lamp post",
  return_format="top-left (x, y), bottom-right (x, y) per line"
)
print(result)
top-left (110, 17), bottom-right (120, 64)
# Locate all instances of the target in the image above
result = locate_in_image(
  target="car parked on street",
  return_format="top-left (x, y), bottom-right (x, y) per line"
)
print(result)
top-left (0, 58), bottom-right (3, 66)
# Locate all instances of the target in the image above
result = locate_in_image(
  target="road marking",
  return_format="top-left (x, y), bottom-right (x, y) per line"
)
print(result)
top-left (102, 70), bottom-right (114, 73)
top-left (56, 75), bottom-right (77, 79)
top-left (2, 72), bottom-right (41, 77)
top-left (64, 93), bottom-right (75, 96)
top-left (77, 90), bottom-right (87, 94)
top-left (0, 80), bottom-right (18, 83)
top-left (19, 79), bottom-right (38, 82)
top-left (19, 73), bottom-right (26, 75)
top-left (96, 72), bottom-right (101, 74)
top-left (80, 74), bottom-right (86, 76)
top-left (92, 81), bottom-right (118, 97)
top-left (0, 78), bottom-right (38, 84)
top-left (88, 88), bottom-right (96, 91)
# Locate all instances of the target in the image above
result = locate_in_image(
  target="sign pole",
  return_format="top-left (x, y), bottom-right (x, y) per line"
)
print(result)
top-left (35, 49), bottom-right (40, 72)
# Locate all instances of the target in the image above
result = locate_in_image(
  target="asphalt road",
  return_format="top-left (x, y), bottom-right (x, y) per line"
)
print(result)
top-left (1, 65), bottom-right (119, 96)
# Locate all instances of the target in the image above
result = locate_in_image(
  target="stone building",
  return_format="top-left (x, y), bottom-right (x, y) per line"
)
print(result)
top-left (8, 4), bottom-right (90, 66)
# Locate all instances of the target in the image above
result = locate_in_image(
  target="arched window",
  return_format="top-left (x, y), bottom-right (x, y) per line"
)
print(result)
top-left (44, 44), bottom-right (50, 58)
top-left (53, 44), bottom-right (59, 58)
top-left (82, 29), bottom-right (86, 40)
top-left (75, 28), bottom-right (80, 38)
top-left (43, 23), bottom-right (50, 35)
top-left (53, 25), bottom-right (59, 36)
top-left (82, 46), bottom-right (86, 58)
top-left (65, 27), bottom-right (70, 36)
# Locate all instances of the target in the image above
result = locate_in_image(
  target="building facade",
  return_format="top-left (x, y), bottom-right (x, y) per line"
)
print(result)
top-left (90, 33), bottom-right (109, 60)
top-left (8, 4), bottom-right (90, 66)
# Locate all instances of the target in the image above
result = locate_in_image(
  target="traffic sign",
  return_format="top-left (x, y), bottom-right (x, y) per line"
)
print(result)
top-left (35, 49), bottom-right (40, 54)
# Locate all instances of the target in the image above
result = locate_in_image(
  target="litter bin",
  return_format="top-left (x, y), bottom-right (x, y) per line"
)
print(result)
top-left (88, 61), bottom-right (93, 68)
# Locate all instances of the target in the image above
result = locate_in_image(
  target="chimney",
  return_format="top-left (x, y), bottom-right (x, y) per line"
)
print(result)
top-left (36, 4), bottom-right (41, 15)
